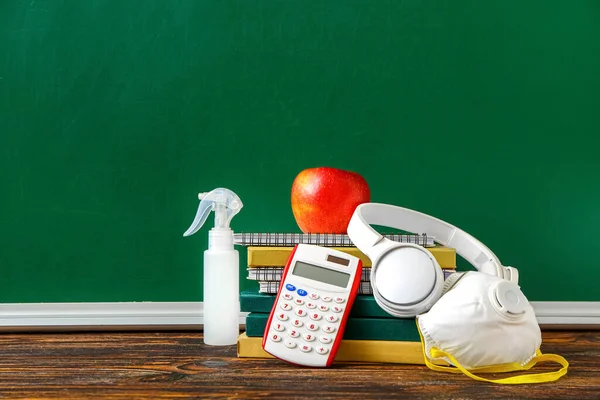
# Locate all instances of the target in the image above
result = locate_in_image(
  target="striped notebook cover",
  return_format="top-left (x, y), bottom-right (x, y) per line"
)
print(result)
top-left (248, 267), bottom-right (371, 282)
top-left (255, 269), bottom-right (457, 295)
top-left (233, 232), bottom-right (435, 247)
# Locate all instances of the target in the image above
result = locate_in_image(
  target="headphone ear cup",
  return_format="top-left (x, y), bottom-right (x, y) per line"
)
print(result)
top-left (370, 244), bottom-right (444, 317)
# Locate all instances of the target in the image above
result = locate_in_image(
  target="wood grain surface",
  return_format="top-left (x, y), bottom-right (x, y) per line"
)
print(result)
top-left (0, 330), bottom-right (598, 399)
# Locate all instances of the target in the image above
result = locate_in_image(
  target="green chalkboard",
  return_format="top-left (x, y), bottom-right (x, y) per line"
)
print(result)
top-left (1, 1), bottom-right (599, 303)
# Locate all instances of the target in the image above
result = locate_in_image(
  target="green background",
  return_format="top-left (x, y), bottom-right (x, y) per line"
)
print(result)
top-left (1, 0), bottom-right (598, 303)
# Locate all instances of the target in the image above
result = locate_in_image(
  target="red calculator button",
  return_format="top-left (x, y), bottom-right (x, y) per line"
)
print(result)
top-left (294, 308), bottom-right (307, 317)
top-left (280, 302), bottom-right (292, 311)
top-left (309, 293), bottom-right (319, 300)
top-left (294, 298), bottom-right (305, 305)
top-left (276, 313), bottom-right (289, 321)
top-left (283, 293), bottom-right (293, 300)
top-left (299, 344), bottom-right (312, 353)
top-left (292, 319), bottom-right (303, 327)
top-left (332, 306), bottom-right (343, 313)
top-left (318, 305), bottom-right (329, 312)
top-left (288, 329), bottom-right (300, 338)
top-left (319, 335), bottom-right (332, 344)
top-left (323, 325), bottom-right (336, 333)
top-left (302, 333), bottom-right (316, 342)
top-left (316, 346), bottom-right (329, 355)
top-left (270, 333), bottom-right (282, 342)
top-left (327, 315), bottom-right (339, 323)
top-left (306, 302), bottom-right (317, 309)
top-left (334, 296), bottom-right (345, 303)
top-left (284, 339), bottom-right (296, 348)
top-left (273, 323), bottom-right (285, 332)
top-left (307, 323), bottom-right (319, 332)
top-left (309, 312), bottom-right (322, 321)
top-left (322, 296), bottom-right (332, 302)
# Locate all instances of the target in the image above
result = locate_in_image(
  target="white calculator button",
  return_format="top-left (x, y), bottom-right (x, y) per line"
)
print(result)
top-left (276, 312), bottom-right (289, 321)
top-left (273, 323), bottom-right (285, 332)
top-left (309, 293), bottom-right (319, 300)
top-left (302, 333), bottom-right (316, 342)
top-left (322, 296), bottom-right (332, 302)
top-left (284, 339), bottom-right (296, 349)
top-left (323, 325), bottom-right (336, 334)
top-left (306, 302), bottom-right (317, 309)
top-left (318, 304), bottom-right (329, 312)
top-left (307, 322), bottom-right (319, 331)
top-left (332, 306), bottom-right (343, 313)
top-left (283, 293), bottom-right (293, 301)
top-left (309, 312), bottom-right (322, 321)
top-left (280, 302), bottom-right (292, 311)
top-left (316, 346), bottom-right (329, 355)
top-left (288, 329), bottom-right (300, 338)
top-left (294, 308), bottom-right (307, 317)
top-left (334, 296), bottom-right (345, 303)
top-left (299, 344), bottom-right (312, 353)
top-left (319, 335), bottom-right (332, 344)
top-left (326, 314), bottom-right (339, 323)
top-left (292, 319), bottom-right (303, 327)
top-left (270, 333), bottom-right (282, 342)
top-left (294, 298), bottom-right (305, 305)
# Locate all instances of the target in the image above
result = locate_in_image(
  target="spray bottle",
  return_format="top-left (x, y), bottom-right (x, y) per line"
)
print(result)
top-left (183, 188), bottom-right (243, 346)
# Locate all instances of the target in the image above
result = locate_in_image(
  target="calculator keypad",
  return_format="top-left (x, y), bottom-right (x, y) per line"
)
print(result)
top-left (267, 289), bottom-right (347, 359)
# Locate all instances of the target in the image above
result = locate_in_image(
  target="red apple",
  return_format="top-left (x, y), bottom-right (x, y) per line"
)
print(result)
top-left (291, 167), bottom-right (371, 234)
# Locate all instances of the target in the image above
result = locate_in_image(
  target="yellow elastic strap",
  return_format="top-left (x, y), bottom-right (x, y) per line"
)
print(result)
top-left (426, 347), bottom-right (569, 384)
top-left (416, 320), bottom-right (569, 384)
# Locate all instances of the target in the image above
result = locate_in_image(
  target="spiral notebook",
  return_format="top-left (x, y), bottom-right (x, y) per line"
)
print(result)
top-left (233, 232), bottom-right (434, 247)
top-left (257, 280), bottom-right (375, 295)
top-left (247, 267), bottom-right (372, 282)
top-left (255, 270), bottom-right (456, 295)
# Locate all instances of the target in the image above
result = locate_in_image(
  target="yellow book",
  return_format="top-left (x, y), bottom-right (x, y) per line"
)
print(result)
top-left (247, 246), bottom-right (456, 269)
top-left (236, 332), bottom-right (444, 365)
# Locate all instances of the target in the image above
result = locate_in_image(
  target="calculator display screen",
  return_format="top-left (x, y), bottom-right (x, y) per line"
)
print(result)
top-left (292, 261), bottom-right (350, 288)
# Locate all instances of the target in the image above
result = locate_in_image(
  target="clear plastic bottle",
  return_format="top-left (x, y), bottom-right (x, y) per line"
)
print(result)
top-left (183, 188), bottom-right (243, 346)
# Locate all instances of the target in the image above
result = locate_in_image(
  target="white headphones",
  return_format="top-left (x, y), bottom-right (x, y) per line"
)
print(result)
top-left (347, 203), bottom-right (519, 318)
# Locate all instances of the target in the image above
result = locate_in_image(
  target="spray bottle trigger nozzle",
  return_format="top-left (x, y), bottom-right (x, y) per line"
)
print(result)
top-left (183, 188), bottom-right (243, 237)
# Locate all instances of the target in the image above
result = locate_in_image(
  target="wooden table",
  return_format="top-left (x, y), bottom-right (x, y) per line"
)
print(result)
top-left (0, 330), bottom-right (598, 399)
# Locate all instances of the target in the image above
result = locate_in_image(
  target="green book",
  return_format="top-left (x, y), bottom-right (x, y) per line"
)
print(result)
top-left (245, 312), bottom-right (420, 342)
top-left (240, 290), bottom-right (391, 318)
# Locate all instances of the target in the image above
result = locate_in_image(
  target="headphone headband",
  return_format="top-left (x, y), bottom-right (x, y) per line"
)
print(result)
top-left (347, 203), bottom-right (504, 275)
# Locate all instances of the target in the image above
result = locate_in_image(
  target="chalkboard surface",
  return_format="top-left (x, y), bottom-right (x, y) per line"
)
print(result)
top-left (1, 1), bottom-right (599, 302)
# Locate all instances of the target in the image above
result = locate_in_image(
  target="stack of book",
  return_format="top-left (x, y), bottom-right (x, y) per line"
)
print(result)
top-left (235, 232), bottom-right (456, 365)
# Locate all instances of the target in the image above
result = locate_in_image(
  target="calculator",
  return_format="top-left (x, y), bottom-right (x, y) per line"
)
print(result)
top-left (261, 244), bottom-right (363, 367)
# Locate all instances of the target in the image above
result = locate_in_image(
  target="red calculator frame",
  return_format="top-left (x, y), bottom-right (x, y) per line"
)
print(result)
top-left (261, 244), bottom-right (363, 367)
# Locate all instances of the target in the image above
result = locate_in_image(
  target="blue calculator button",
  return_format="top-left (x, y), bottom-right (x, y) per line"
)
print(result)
top-left (286, 284), bottom-right (296, 291)
top-left (297, 289), bottom-right (308, 296)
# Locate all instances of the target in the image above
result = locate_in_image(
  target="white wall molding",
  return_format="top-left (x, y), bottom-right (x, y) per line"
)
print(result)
top-left (0, 301), bottom-right (598, 331)
top-left (531, 301), bottom-right (600, 326)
